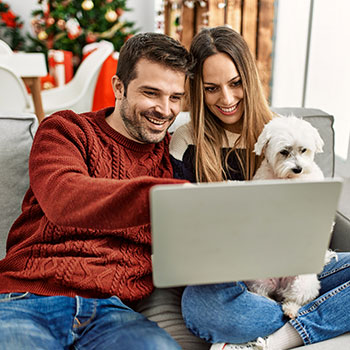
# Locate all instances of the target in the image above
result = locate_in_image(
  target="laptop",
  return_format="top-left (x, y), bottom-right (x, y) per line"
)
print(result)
top-left (150, 179), bottom-right (343, 288)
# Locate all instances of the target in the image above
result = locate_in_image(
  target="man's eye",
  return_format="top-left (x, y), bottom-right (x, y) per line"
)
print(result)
top-left (170, 95), bottom-right (182, 102)
top-left (301, 148), bottom-right (307, 153)
top-left (280, 150), bottom-right (289, 156)
top-left (144, 91), bottom-right (157, 96)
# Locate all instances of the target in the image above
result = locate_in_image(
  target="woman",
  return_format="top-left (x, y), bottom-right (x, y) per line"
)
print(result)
top-left (170, 26), bottom-right (350, 350)
top-left (170, 26), bottom-right (272, 184)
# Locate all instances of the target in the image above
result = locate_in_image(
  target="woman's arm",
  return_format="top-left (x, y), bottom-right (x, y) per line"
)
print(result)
top-left (169, 123), bottom-right (197, 183)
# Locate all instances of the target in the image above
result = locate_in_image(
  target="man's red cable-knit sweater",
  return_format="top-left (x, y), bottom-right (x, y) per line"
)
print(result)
top-left (0, 107), bottom-right (185, 302)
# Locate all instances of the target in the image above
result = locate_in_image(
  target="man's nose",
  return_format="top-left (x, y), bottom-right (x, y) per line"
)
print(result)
top-left (155, 98), bottom-right (171, 116)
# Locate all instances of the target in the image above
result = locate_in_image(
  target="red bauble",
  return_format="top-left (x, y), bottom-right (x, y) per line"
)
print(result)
top-left (115, 8), bottom-right (124, 16)
top-left (124, 34), bottom-right (133, 42)
top-left (86, 32), bottom-right (97, 43)
top-left (46, 17), bottom-right (55, 26)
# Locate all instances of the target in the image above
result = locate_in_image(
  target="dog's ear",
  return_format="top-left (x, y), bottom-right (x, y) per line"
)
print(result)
top-left (254, 125), bottom-right (270, 155)
top-left (312, 127), bottom-right (324, 153)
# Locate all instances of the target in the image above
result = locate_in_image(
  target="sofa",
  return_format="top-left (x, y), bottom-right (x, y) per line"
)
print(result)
top-left (0, 108), bottom-right (349, 349)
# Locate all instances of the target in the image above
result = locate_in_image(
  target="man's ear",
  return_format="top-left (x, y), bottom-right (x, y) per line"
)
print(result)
top-left (112, 75), bottom-right (125, 101)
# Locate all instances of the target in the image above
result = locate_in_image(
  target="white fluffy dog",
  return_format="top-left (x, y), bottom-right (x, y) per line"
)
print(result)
top-left (253, 115), bottom-right (324, 180)
top-left (244, 115), bottom-right (336, 319)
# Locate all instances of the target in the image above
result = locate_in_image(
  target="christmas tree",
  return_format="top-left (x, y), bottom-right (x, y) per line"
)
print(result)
top-left (0, 1), bottom-right (26, 50)
top-left (28, 0), bottom-right (136, 63)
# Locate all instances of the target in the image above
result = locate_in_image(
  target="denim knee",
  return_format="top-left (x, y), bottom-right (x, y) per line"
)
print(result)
top-left (181, 283), bottom-right (246, 342)
top-left (181, 283), bottom-right (285, 343)
top-left (143, 334), bottom-right (181, 350)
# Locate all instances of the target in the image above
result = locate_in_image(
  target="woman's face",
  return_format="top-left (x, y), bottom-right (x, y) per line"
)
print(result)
top-left (202, 52), bottom-right (244, 133)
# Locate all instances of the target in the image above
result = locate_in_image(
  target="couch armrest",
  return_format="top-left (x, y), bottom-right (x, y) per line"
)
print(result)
top-left (330, 211), bottom-right (350, 252)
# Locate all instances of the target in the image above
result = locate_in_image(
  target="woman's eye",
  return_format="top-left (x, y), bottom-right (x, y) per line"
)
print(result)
top-left (280, 150), bottom-right (289, 156)
top-left (204, 86), bottom-right (217, 93)
top-left (232, 80), bottom-right (242, 87)
top-left (170, 95), bottom-right (181, 102)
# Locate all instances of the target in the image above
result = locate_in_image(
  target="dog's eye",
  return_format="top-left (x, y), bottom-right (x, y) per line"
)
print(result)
top-left (280, 150), bottom-right (289, 156)
top-left (301, 148), bottom-right (307, 153)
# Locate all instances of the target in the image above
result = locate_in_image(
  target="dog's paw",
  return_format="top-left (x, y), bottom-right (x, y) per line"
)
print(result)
top-left (282, 301), bottom-right (301, 319)
top-left (324, 249), bottom-right (338, 265)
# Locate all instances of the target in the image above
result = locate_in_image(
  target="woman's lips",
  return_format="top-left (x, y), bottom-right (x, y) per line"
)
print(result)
top-left (216, 101), bottom-right (240, 115)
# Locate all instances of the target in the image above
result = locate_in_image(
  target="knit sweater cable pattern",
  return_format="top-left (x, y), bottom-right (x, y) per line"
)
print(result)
top-left (0, 108), bottom-right (185, 301)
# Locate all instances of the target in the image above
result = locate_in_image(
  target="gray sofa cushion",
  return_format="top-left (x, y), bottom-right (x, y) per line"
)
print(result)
top-left (0, 113), bottom-right (38, 259)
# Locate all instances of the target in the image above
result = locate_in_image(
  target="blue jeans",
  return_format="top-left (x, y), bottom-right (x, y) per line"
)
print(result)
top-left (182, 252), bottom-right (350, 345)
top-left (0, 293), bottom-right (181, 350)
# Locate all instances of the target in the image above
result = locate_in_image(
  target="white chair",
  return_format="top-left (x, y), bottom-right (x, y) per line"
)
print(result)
top-left (36, 40), bottom-right (114, 117)
top-left (0, 40), bottom-right (13, 54)
top-left (0, 64), bottom-right (32, 114)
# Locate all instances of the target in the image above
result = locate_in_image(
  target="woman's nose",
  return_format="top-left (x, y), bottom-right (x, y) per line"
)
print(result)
top-left (220, 86), bottom-right (234, 105)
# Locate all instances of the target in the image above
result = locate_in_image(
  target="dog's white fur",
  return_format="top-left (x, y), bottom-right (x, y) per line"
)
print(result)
top-left (245, 115), bottom-right (337, 319)
top-left (253, 115), bottom-right (324, 180)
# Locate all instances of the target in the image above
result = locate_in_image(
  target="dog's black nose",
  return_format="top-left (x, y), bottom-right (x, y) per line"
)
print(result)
top-left (292, 166), bottom-right (302, 174)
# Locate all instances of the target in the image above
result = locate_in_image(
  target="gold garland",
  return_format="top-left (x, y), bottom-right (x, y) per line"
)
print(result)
top-left (53, 21), bottom-right (125, 42)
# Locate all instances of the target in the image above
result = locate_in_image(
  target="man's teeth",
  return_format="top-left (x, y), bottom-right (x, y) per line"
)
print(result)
top-left (220, 104), bottom-right (238, 113)
top-left (147, 117), bottom-right (166, 125)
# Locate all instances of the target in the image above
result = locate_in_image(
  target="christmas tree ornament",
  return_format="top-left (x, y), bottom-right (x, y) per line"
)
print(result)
top-left (38, 30), bottom-right (48, 40)
top-left (105, 9), bottom-right (118, 23)
top-left (86, 31), bottom-right (97, 43)
top-left (57, 19), bottom-right (66, 30)
top-left (106, 0), bottom-right (113, 3)
top-left (81, 0), bottom-right (94, 11)
top-left (31, 18), bottom-right (41, 34)
top-left (124, 33), bottom-right (133, 42)
top-left (115, 8), bottom-right (124, 16)
top-left (43, 80), bottom-right (55, 90)
top-left (66, 18), bottom-right (81, 39)
top-left (46, 17), bottom-right (55, 26)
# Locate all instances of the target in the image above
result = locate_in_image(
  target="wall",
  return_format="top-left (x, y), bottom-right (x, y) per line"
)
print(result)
top-left (122, 0), bottom-right (156, 32)
top-left (6, 0), bottom-right (37, 39)
top-left (271, 0), bottom-right (350, 175)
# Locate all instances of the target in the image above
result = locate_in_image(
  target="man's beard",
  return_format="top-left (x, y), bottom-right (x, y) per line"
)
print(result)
top-left (120, 99), bottom-right (175, 144)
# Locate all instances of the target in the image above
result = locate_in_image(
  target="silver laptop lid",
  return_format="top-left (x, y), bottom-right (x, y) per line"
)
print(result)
top-left (150, 179), bottom-right (343, 288)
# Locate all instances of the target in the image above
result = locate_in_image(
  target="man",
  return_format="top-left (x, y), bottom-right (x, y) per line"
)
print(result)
top-left (0, 32), bottom-right (194, 349)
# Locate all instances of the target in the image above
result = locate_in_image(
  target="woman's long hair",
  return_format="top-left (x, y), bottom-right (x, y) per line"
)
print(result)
top-left (189, 26), bottom-right (273, 182)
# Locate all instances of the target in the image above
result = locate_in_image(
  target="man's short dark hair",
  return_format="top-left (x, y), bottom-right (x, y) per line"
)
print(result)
top-left (116, 32), bottom-right (193, 92)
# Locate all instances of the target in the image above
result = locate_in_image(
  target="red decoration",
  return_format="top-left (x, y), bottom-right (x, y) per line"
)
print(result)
top-left (46, 16), bottom-right (55, 26)
top-left (1, 10), bottom-right (17, 28)
top-left (48, 49), bottom-right (74, 87)
top-left (0, 1), bottom-right (22, 29)
top-left (92, 52), bottom-right (119, 111)
top-left (41, 74), bottom-right (56, 90)
top-left (66, 17), bottom-right (81, 40)
top-left (124, 34), bottom-right (133, 42)
top-left (115, 8), bottom-right (124, 17)
top-left (86, 31), bottom-right (97, 43)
